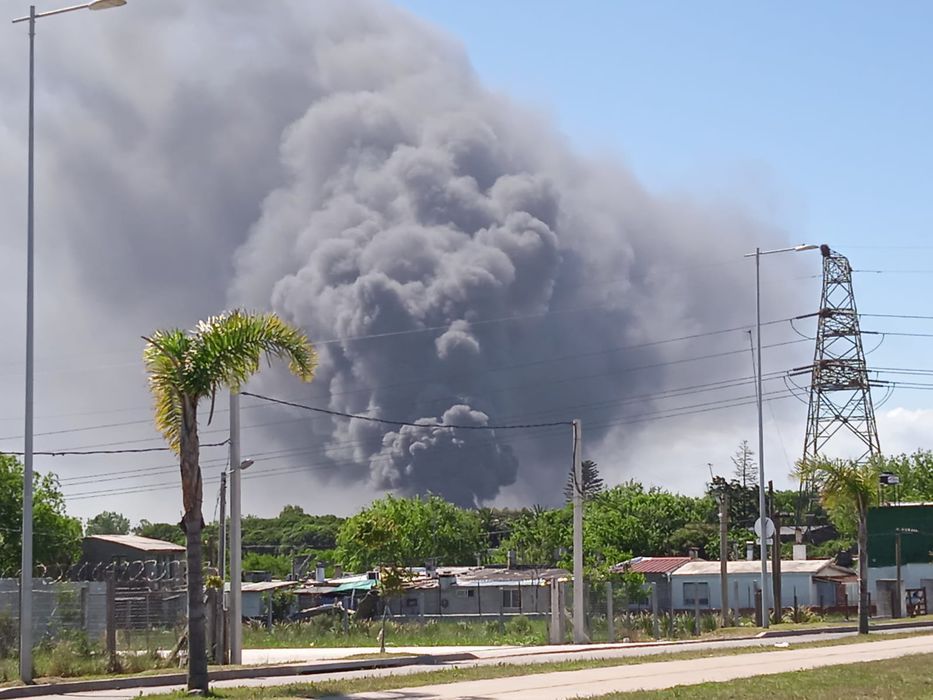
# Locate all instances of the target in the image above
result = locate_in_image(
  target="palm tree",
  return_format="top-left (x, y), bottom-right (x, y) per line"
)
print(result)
top-left (795, 457), bottom-right (879, 634)
top-left (144, 310), bottom-right (316, 692)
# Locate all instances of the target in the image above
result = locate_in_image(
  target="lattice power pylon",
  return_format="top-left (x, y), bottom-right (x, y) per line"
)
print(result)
top-left (800, 245), bottom-right (881, 465)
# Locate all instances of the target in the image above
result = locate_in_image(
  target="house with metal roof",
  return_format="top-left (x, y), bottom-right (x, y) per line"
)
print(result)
top-left (80, 534), bottom-right (185, 581)
top-left (388, 566), bottom-right (569, 617)
top-left (670, 559), bottom-right (857, 612)
top-left (612, 556), bottom-right (694, 611)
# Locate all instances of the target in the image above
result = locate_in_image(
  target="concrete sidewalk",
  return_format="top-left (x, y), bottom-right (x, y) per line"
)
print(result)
top-left (347, 634), bottom-right (933, 699)
top-left (3, 624), bottom-right (930, 699)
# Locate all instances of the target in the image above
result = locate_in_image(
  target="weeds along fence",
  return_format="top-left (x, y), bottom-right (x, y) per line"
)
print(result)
top-left (0, 575), bottom-right (187, 661)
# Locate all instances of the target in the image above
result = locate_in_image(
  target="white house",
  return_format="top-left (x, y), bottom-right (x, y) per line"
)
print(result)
top-left (670, 560), bottom-right (857, 611)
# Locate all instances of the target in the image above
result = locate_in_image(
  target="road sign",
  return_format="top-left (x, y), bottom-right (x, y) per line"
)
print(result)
top-left (754, 517), bottom-right (775, 540)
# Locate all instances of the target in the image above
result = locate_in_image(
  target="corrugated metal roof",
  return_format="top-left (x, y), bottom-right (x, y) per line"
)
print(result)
top-left (228, 581), bottom-right (298, 593)
top-left (672, 559), bottom-right (854, 577)
top-left (613, 557), bottom-right (693, 575)
top-left (85, 535), bottom-right (184, 552)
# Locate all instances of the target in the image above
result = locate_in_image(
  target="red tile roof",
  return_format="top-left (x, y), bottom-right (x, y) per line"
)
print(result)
top-left (612, 557), bottom-right (693, 575)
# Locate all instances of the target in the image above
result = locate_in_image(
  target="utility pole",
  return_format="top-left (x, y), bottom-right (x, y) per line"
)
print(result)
top-left (719, 490), bottom-right (730, 626)
top-left (216, 471), bottom-right (227, 663)
top-left (770, 481), bottom-right (782, 624)
top-left (571, 419), bottom-right (586, 644)
top-left (229, 390), bottom-right (242, 665)
top-left (895, 530), bottom-right (902, 619)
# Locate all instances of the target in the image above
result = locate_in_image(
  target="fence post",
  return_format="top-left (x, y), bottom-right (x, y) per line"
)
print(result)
top-left (549, 581), bottom-right (563, 644)
top-left (693, 591), bottom-right (700, 636)
top-left (651, 583), bottom-right (660, 639)
top-left (80, 585), bottom-right (88, 633)
top-left (606, 581), bottom-right (615, 643)
top-left (206, 589), bottom-right (216, 663)
top-left (105, 575), bottom-right (117, 672)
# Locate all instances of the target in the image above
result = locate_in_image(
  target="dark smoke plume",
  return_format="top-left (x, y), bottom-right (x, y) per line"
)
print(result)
top-left (0, 0), bottom-right (803, 510)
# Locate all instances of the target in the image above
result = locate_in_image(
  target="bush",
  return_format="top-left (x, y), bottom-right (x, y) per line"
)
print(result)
top-left (0, 613), bottom-right (16, 659)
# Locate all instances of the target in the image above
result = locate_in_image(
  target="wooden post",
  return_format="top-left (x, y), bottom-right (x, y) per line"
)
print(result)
top-left (770, 481), bottom-right (782, 624)
top-left (651, 583), bottom-right (660, 639)
top-left (895, 531), bottom-right (903, 619)
top-left (693, 589), bottom-right (700, 636)
top-left (719, 491), bottom-right (730, 627)
top-left (606, 581), bottom-right (615, 642)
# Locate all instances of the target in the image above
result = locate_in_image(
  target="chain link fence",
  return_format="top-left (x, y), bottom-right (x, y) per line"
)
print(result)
top-left (0, 571), bottom-right (188, 679)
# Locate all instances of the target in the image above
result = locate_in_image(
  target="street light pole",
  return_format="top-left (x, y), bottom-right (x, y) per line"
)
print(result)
top-left (745, 243), bottom-right (818, 629)
top-left (19, 6), bottom-right (36, 683)
top-left (11, 1), bottom-right (126, 683)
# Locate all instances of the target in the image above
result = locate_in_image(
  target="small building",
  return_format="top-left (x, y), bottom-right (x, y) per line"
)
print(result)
top-left (867, 504), bottom-right (933, 617)
top-left (612, 557), bottom-right (693, 611)
top-left (225, 580), bottom-right (298, 621)
top-left (670, 559), bottom-right (856, 611)
top-left (389, 566), bottom-right (568, 617)
top-left (80, 534), bottom-right (185, 581)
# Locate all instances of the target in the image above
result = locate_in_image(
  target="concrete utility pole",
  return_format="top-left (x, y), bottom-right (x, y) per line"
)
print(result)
top-left (719, 490), bottom-right (730, 626)
top-left (216, 471), bottom-right (227, 663)
top-left (571, 419), bottom-right (586, 643)
top-left (229, 390), bottom-right (242, 664)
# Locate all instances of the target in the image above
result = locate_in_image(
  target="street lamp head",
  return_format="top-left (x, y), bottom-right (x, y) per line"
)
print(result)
top-left (89, 0), bottom-right (127, 10)
top-left (239, 459), bottom-right (254, 471)
top-left (793, 244), bottom-right (819, 252)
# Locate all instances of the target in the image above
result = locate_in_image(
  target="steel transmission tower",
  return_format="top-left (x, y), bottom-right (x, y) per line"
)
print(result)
top-left (800, 244), bottom-right (881, 467)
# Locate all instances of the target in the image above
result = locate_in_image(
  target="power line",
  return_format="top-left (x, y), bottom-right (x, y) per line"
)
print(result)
top-left (0, 439), bottom-right (229, 457)
top-left (0, 313), bottom-right (806, 427)
top-left (239, 391), bottom-right (572, 429)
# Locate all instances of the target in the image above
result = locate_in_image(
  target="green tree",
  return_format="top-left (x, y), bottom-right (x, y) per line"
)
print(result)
top-left (796, 457), bottom-right (879, 634)
top-left (0, 455), bottom-right (82, 574)
top-left (585, 481), bottom-right (715, 560)
top-left (732, 440), bottom-right (758, 488)
top-left (876, 450), bottom-right (933, 501)
top-left (133, 520), bottom-right (185, 546)
top-left (241, 552), bottom-right (291, 579)
top-left (85, 511), bottom-right (130, 536)
top-left (143, 310), bottom-right (316, 693)
top-left (336, 494), bottom-right (484, 571)
top-left (564, 459), bottom-right (605, 503)
top-left (501, 505), bottom-right (572, 567)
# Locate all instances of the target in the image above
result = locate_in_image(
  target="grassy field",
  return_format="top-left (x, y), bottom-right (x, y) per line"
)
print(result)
top-left (148, 631), bottom-right (933, 699)
top-left (245, 612), bottom-right (933, 649)
top-left (596, 652), bottom-right (933, 699)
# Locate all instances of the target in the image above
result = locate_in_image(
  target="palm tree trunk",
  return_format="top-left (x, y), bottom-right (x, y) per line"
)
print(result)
top-left (857, 507), bottom-right (870, 634)
top-left (180, 397), bottom-right (209, 693)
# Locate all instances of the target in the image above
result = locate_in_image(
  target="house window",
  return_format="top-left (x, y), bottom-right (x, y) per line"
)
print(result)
top-left (683, 582), bottom-right (709, 607)
top-left (502, 589), bottom-right (521, 609)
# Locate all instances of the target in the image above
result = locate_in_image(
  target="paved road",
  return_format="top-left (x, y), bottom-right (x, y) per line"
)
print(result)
top-left (28, 627), bottom-right (933, 699)
top-left (346, 634), bottom-right (933, 699)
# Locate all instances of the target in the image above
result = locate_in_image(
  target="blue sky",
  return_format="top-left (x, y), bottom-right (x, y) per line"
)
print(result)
top-left (398, 0), bottom-right (933, 408)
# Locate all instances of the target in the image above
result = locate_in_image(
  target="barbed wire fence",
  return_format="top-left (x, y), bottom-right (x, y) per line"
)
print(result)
top-left (0, 560), bottom-right (189, 663)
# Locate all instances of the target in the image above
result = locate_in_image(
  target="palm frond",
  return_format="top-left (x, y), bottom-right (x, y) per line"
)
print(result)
top-left (143, 330), bottom-right (188, 453)
top-left (187, 310), bottom-right (317, 396)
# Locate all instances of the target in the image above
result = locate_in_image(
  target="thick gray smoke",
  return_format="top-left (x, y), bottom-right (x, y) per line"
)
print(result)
top-left (0, 0), bottom-right (806, 512)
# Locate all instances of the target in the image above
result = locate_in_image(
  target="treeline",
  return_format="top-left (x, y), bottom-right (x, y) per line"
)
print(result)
top-left (3, 446), bottom-right (932, 576)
